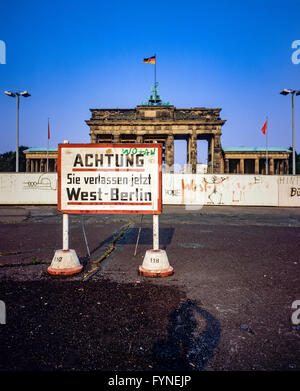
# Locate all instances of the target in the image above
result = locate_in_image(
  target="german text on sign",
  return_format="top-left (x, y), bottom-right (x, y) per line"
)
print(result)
top-left (58, 144), bottom-right (162, 214)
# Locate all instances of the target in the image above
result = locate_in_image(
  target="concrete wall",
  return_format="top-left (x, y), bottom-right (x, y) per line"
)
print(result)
top-left (163, 174), bottom-right (278, 206)
top-left (278, 176), bottom-right (300, 207)
top-left (0, 173), bottom-right (57, 205)
top-left (0, 172), bottom-right (300, 207)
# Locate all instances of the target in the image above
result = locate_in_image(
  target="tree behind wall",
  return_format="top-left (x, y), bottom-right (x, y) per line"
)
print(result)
top-left (0, 146), bottom-right (29, 172)
top-left (288, 147), bottom-right (300, 174)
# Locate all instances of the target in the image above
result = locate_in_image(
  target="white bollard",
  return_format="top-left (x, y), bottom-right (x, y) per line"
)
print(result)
top-left (48, 248), bottom-right (83, 276)
top-left (139, 214), bottom-right (174, 278)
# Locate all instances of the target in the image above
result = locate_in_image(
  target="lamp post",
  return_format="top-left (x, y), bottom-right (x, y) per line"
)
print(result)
top-left (280, 89), bottom-right (300, 175)
top-left (4, 90), bottom-right (31, 172)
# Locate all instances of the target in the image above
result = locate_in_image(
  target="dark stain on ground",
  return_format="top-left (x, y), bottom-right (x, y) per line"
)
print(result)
top-left (152, 300), bottom-right (221, 371)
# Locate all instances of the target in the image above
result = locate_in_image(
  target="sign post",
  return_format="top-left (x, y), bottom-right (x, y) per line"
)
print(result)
top-left (48, 141), bottom-right (83, 275)
top-left (153, 214), bottom-right (159, 250)
top-left (63, 213), bottom-right (69, 251)
top-left (48, 142), bottom-right (173, 277)
top-left (139, 212), bottom-right (174, 277)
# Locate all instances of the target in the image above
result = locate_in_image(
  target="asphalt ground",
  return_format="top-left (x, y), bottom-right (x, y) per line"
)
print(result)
top-left (0, 205), bottom-right (299, 380)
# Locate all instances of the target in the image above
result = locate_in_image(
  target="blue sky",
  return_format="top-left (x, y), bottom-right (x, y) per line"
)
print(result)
top-left (0, 0), bottom-right (299, 165)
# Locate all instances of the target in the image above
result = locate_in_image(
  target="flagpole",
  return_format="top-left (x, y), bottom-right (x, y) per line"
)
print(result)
top-left (154, 53), bottom-right (156, 100)
top-left (266, 116), bottom-right (268, 175)
top-left (47, 118), bottom-right (49, 173)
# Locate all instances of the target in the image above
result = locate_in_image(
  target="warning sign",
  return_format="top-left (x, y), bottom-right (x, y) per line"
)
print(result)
top-left (58, 143), bottom-right (162, 214)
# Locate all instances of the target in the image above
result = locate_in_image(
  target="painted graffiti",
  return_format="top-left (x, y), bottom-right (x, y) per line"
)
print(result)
top-left (23, 174), bottom-right (57, 191)
top-left (2, 172), bottom-right (300, 206)
top-left (203, 176), bottom-right (227, 205)
top-left (232, 190), bottom-right (246, 203)
top-left (253, 177), bottom-right (262, 184)
top-left (180, 175), bottom-right (228, 204)
top-left (163, 174), bottom-right (280, 206)
top-left (290, 187), bottom-right (300, 197)
top-left (279, 176), bottom-right (300, 185)
top-left (122, 147), bottom-right (156, 156)
top-left (165, 189), bottom-right (181, 197)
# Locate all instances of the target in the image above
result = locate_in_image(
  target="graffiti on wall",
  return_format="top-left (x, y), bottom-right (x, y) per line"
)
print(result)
top-left (179, 175), bottom-right (228, 204)
top-left (278, 176), bottom-right (300, 205)
top-left (279, 176), bottom-right (300, 186)
top-left (163, 174), bottom-right (278, 206)
top-left (290, 188), bottom-right (300, 197)
top-left (203, 176), bottom-right (227, 204)
top-left (2, 173), bottom-right (300, 207)
top-left (23, 174), bottom-right (57, 191)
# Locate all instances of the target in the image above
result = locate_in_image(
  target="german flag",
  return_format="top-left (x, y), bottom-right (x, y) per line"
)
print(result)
top-left (143, 56), bottom-right (156, 64)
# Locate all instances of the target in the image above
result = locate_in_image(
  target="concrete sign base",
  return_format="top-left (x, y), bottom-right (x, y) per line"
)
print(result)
top-left (139, 249), bottom-right (174, 277)
top-left (48, 249), bottom-right (83, 276)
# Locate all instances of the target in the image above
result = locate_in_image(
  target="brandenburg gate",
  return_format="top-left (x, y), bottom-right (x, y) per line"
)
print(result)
top-left (86, 102), bottom-right (226, 174)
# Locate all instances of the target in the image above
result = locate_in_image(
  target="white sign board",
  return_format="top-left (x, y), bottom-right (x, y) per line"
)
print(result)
top-left (58, 144), bottom-right (162, 214)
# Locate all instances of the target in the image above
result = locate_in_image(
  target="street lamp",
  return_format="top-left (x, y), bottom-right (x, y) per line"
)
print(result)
top-left (4, 90), bottom-right (31, 172)
top-left (280, 88), bottom-right (300, 175)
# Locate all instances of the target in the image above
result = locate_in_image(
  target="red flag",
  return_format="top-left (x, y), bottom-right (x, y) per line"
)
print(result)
top-left (48, 119), bottom-right (50, 140)
top-left (261, 120), bottom-right (267, 135)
